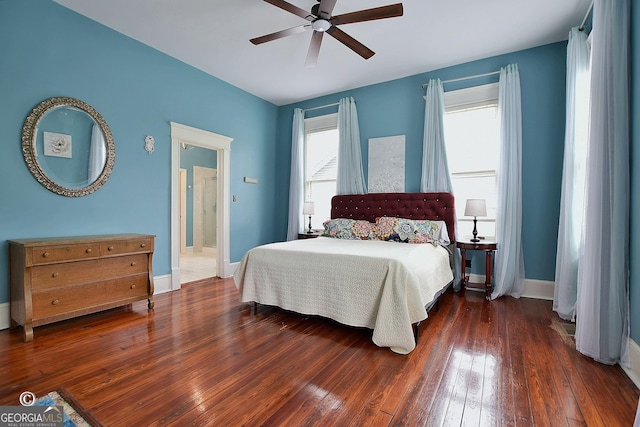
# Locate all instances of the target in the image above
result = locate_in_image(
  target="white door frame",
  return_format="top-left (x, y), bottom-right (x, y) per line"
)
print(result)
top-left (170, 122), bottom-right (233, 290)
top-left (180, 168), bottom-right (188, 254)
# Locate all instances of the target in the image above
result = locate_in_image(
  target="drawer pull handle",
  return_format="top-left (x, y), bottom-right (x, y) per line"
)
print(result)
top-left (108, 246), bottom-right (114, 251)
top-left (130, 262), bottom-right (136, 266)
top-left (130, 284), bottom-right (136, 289)
top-left (52, 299), bottom-right (59, 305)
top-left (140, 243), bottom-right (146, 248)
top-left (43, 252), bottom-right (50, 258)
top-left (86, 248), bottom-right (92, 254)
top-left (51, 272), bottom-right (59, 278)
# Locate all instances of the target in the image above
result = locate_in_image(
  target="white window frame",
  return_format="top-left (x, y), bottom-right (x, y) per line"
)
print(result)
top-left (304, 113), bottom-right (338, 228)
top-left (444, 83), bottom-right (499, 240)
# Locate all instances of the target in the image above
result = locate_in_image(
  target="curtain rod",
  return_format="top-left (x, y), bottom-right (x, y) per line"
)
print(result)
top-left (303, 102), bottom-right (340, 113)
top-left (421, 70), bottom-right (500, 88)
top-left (579, 0), bottom-right (594, 31)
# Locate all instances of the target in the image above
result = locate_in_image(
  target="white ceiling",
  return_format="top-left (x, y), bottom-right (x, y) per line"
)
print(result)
top-left (53, 0), bottom-right (591, 106)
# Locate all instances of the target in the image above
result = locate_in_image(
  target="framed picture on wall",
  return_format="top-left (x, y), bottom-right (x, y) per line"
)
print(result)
top-left (368, 135), bottom-right (405, 192)
top-left (43, 131), bottom-right (72, 158)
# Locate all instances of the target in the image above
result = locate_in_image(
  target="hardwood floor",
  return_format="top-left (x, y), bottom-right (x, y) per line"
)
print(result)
top-left (1, 278), bottom-right (638, 426)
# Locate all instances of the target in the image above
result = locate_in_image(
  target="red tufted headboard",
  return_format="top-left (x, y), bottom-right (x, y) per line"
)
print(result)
top-left (331, 192), bottom-right (456, 242)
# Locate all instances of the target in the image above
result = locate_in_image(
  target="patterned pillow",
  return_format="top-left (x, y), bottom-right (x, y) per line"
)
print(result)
top-left (373, 216), bottom-right (446, 245)
top-left (428, 220), bottom-right (451, 245)
top-left (321, 218), bottom-right (375, 240)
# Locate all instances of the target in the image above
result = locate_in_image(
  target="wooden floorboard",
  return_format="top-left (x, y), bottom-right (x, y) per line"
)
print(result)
top-left (0, 278), bottom-right (638, 426)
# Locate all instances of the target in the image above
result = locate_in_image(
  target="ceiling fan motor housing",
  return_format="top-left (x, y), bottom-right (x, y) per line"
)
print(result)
top-left (312, 19), bottom-right (331, 32)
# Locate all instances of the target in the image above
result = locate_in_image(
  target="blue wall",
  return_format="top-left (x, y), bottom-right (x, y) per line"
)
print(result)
top-left (629, 1), bottom-right (640, 343)
top-left (276, 42), bottom-right (567, 282)
top-left (0, 0), bottom-right (279, 304)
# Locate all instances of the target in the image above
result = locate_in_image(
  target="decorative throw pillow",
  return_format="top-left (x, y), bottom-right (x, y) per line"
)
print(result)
top-left (412, 219), bottom-right (441, 245)
top-left (321, 218), bottom-right (375, 240)
top-left (428, 220), bottom-right (451, 245)
top-left (373, 216), bottom-right (446, 245)
top-left (352, 219), bottom-right (375, 240)
top-left (373, 217), bottom-right (417, 242)
top-left (373, 216), bottom-right (399, 241)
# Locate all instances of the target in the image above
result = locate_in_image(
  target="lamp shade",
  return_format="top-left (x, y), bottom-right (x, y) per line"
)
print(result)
top-left (303, 201), bottom-right (315, 216)
top-left (464, 199), bottom-right (487, 217)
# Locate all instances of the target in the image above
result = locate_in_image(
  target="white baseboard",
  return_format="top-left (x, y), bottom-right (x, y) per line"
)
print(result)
top-left (226, 261), bottom-right (238, 278)
top-left (153, 274), bottom-right (173, 295)
top-left (624, 338), bottom-right (640, 389)
top-left (0, 302), bottom-right (9, 331)
top-left (216, 260), bottom-right (238, 278)
top-left (521, 278), bottom-right (555, 300)
top-left (468, 274), bottom-right (555, 300)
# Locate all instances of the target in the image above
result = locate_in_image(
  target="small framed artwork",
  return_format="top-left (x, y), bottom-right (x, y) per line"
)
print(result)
top-left (43, 131), bottom-right (72, 158)
top-left (368, 135), bottom-right (405, 192)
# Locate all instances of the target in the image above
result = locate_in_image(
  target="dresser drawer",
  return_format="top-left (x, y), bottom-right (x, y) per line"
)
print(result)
top-left (31, 254), bottom-right (149, 291)
top-left (32, 274), bottom-right (150, 321)
top-left (30, 243), bottom-right (100, 265)
top-left (101, 238), bottom-right (152, 255)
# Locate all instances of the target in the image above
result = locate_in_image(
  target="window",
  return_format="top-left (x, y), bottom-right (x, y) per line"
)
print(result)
top-left (304, 113), bottom-right (339, 230)
top-left (444, 83), bottom-right (499, 240)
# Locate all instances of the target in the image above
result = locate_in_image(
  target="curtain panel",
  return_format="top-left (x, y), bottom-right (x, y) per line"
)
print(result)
top-left (492, 64), bottom-right (525, 299)
top-left (553, 27), bottom-right (591, 321)
top-left (420, 79), bottom-right (461, 290)
top-left (575, 0), bottom-right (630, 365)
top-left (420, 79), bottom-right (453, 193)
top-left (286, 108), bottom-right (305, 241)
top-left (336, 97), bottom-right (367, 195)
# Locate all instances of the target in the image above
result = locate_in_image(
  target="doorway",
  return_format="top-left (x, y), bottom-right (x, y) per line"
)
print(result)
top-left (170, 122), bottom-right (233, 291)
top-left (179, 159), bottom-right (218, 283)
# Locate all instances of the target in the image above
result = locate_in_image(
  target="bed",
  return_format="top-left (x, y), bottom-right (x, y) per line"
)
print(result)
top-left (233, 192), bottom-right (456, 354)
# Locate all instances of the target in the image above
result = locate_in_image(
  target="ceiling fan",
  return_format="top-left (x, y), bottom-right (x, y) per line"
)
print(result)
top-left (250, 0), bottom-right (403, 67)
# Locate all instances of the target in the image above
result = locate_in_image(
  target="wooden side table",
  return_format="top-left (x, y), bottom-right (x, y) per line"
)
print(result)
top-left (298, 231), bottom-right (321, 239)
top-left (456, 240), bottom-right (497, 300)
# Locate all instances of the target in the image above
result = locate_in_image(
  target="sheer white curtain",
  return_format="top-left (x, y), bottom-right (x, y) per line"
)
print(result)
top-left (88, 124), bottom-right (106, 184)
top-left (420, 79), bottom-right (461, 290)
top-left (553, 27), bottom-right (591, 321)
top-left (492, 64), bottom-right (525, 299)
top-left (337, 97), bottom-right (367, 195)
top-left (575, 0), bottom-right (630, 365)
top-left (420, 79), bottom-right (452, 192)
top-left (286, 108), bottom-right (305, 241)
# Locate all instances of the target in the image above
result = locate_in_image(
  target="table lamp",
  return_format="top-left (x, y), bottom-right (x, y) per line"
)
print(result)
top-left (303, 201), bottom-right (315, 234)
top-left (464, 199), bottom-right (487, 242)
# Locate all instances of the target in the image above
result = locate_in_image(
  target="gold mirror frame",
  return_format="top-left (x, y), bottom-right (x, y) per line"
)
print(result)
top-left (21, 97), bottom-right (115, 197)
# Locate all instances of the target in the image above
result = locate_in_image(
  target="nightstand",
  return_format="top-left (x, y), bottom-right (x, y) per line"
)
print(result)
top-left (456, 240), bottom-right (497, 300)
top-left (298, 231), bottom-right (321, 239)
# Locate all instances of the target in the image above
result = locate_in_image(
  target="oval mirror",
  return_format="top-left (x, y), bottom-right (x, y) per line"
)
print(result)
top-left (21, 97), bottom-right (115, 197)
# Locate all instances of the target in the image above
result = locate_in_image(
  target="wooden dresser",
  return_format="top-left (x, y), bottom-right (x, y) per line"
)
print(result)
top-left (9, 234), bottom-right (155, 342)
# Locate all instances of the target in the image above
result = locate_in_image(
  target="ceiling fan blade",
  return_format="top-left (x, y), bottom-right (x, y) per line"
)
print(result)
top-left (305, 31), bottom-right (324, 67)
top-left (250, 25), bottom-right (309, 45)
top-left (330, 3), bottom-right (403, 26)
top-left (263, 0), bottom-right (315, 21)
top-left (326, 26), bottom-right (374, 59)
top-left (317, 0), bottom-right (337, 19)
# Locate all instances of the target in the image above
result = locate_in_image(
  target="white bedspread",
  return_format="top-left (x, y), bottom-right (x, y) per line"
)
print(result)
top-left (233, 237), bottom-right (453, 354)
